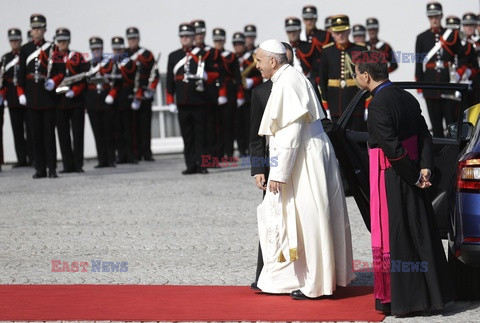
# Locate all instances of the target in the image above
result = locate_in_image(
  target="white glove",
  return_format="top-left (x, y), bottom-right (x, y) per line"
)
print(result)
top-left (364, 108), bottom-right (368, 121)
top-left (44, 79), bottom-right (55, 91)
top-left (131, 99), bottom-right (141, 110)
top-left (202, 71), bottom-right (208, 81)
top-left (218, 96), bottom-right (228, 105)
top-left (326, 109), bottom-right (331, 119)
top-left (144, 89), bottom-right (154, 99)
top-left (65, 90), bottom-right (75, 98)
top-left (168, 103), bottom-right (178, 114)
top-left (455, 72), bottom-right (461, 83)
top-left (236, 98), bottom-right (245, 108)
top-left (244, 78), bottom-right (254, 89)
top-left (464, 68), bottom-right (472, 80)
top-left (105, 94), bottom-right (114, 105)
top-left (0, 94), bottom-right (3, 106)
top-left (18, 94), bottom-right (27, 106)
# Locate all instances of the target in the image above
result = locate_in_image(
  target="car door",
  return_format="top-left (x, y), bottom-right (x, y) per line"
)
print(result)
top-left (330, 82), bottom-right (469, 237)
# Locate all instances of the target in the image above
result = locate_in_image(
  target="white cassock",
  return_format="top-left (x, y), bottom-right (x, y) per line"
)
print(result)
top-left (257, 64), bottom-right (355, 298)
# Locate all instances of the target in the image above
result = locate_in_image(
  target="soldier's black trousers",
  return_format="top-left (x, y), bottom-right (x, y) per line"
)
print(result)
top-left (88, 107), bottom-right (116, 166)
top-left (425, 98), bottom-right (455, 138)
top-left (178, 105), bottom-right (206, 171)
top-left (0, 107), bottom-right (3, 164)
top-left (221, 101), bottom-right (235, 157)
top-left (132, 100), bottom-right (153, 160)
top-left (28, 108), bottom-right (57, 173)
top-left (56, 107), bottom-right (85, 171)
top-left (9, 106), bottom-right (33, 164)
top-left (115, 109), bottom-right (136, 163)
top-left (235, 103), bottom-right (251, 156)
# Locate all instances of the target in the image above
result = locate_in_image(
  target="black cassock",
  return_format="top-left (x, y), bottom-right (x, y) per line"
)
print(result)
top-left (367, 81), bottom-right (454, 316)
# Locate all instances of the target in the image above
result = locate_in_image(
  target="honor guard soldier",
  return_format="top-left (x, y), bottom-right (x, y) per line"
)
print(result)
top-left (108, 36), bottom-right (138, 164)
top-left (126, 27), bottom-right (155, 162)
top-left (352, 24), bottom-right (366, 45)
top-left (0, 28), bottom-right (33, 168)
top-left (301, 5), bottom-right (332, 52)
top-left (446, 16), bottom-right (461, 30)
top-left (415, 2), bottom-right (466, 137)
top-left (366, 18), bottom-right (398, 73)
top-left (166, 23), bottom-right (212, 174)
top-left (192, 19), bottom-right (224, 159)
top-left (325, 16), bottom-right (332, 33)
top-left (18, 14), bottom-right (58, 178)
top-left (285, 17), bottom-right (319, 81)
top-left (460, 13), bottom-right (480, 106)
top-left (213, 28), bottom-right (242, 157)
top-left (318, 14), bottom-right (368, 129)
top-left (46, 28), bottom-right (88, 173)
top-left (233, 31), bottom-right (262, 156)
top-left (244, 24), bottom-right (257, 53)
top-left (85, 36), bottom-right (117, 168)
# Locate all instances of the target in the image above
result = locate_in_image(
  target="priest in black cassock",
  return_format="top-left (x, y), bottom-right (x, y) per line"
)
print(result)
top-left (354, 50), bottom-right (454, 316)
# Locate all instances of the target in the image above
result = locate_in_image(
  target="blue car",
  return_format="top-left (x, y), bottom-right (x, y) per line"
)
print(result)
top-left (448, 105), bottom-right (480, 299)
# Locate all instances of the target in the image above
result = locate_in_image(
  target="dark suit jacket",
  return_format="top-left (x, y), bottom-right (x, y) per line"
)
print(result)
top-left (249, 80), bottom-right (272, 177)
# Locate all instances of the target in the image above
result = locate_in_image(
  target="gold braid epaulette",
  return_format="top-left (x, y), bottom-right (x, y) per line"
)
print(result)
top-left (322, 42), bottom-right (335, 49)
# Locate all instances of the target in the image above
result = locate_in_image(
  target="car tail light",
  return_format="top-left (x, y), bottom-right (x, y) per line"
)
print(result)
top-left (457, 153), bottom-right (480, 192)
top-left (463, 237), bottom-right (480, 243)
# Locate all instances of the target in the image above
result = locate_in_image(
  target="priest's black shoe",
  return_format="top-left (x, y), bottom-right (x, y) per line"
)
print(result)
top-left (250, 282), bottom-right (260, 291)
top-left (291, 290), bottom-right (315, 300)
top-left (49, 170), bottom-right (58, 178)
top-left (76, 168), bottom-right (84, 173)
top-left (32, 172), bottom-right (47, 179)
top-left (94, 163), bottom-right (108, 168)
top-left (197, 167), bottom-right (208, 174)
top-left (12, 161), bottom-right (29, 168)
top-left (59, 168), bottom-right (74, 174)
top-left (144, 156), bottom-right (155, 161)
top-left (182, 168), bottom-right (197, 175)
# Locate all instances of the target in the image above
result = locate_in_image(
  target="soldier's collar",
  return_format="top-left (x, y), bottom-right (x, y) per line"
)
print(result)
top-left (335, 41), bottom-right (351, 50)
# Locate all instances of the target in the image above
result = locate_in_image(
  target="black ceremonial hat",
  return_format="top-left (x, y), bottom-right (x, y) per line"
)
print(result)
top-left (232, 32), bottom-right (245, 44)
top-left (89, 36), bottom-right (103, 49)
top-left (7, 28), bottom-right (22, 41)
top-left (285, 17), bottom-right (301, 32)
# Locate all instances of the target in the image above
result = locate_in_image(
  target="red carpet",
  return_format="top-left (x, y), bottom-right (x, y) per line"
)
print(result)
top-left (0, 285), bottom-right (385, 321)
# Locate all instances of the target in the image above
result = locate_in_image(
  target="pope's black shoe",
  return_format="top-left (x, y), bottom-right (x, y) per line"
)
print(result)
top-left (290, 289), bottom-right (327, 300)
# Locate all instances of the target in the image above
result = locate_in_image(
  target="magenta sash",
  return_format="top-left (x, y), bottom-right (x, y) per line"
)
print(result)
top-left (369, 135), bottom-right (418, 303)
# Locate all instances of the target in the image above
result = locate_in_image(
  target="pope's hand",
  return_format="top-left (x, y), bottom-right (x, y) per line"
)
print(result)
top-left (269, 180), bottom-right (283, 195)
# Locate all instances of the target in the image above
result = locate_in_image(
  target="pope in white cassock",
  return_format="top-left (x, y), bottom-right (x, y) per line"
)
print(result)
top-left (255, 39), bottom-right (355, 300)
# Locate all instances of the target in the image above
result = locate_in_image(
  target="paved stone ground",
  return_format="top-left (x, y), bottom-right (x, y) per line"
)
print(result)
top-left (0, 154), bottom-right (479, 322)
